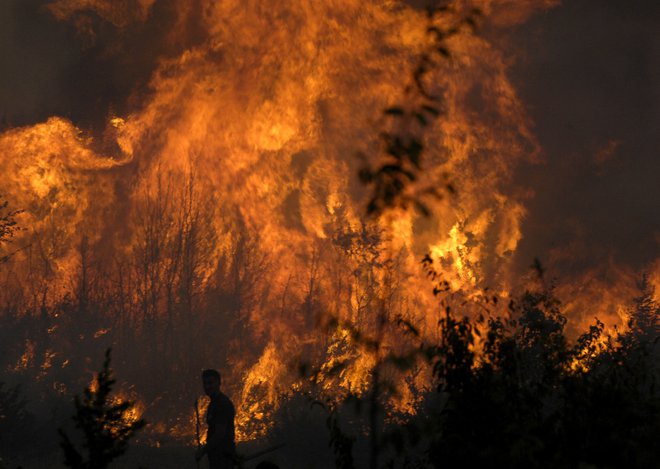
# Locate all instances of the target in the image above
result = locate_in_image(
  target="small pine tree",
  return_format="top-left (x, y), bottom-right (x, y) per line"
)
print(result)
top-left (58, 348), bottom-right (146, 469)
top-left (626, 275), bottom-right (660, 345)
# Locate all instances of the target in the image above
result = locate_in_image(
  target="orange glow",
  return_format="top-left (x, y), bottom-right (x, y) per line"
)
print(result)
top-left (1, 0), bottom-right (654, 445)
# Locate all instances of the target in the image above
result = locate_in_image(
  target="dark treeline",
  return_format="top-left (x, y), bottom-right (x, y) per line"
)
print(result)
top-left (2, 231), bottom-right (658, 469)
top-left (1, 181), bottom-right (659, 469)
top-left (265, 268), bottom-right (659, 469)
top-left (0, 178), bottom-right (416, 467)
top-left (415, 272), bottom-right (659, 468)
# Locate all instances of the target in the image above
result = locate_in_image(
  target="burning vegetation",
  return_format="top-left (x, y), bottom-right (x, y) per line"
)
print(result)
top-left (0, 0), bottom-right (658, 468)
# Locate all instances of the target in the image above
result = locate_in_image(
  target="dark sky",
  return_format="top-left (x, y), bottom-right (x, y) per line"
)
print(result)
top-left (1, 0), bottom-right (658, 279)
top-left (0, 0), bottom-right (198, 132)
top-left (0, 0), bottom-right (79, 126)
top-left (508, 0), bottom-right (660, 275)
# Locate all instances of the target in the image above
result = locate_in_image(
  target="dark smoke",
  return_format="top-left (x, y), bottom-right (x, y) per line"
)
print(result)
top-left (0, 0), bottom-right (207, 134)
top-left (507, 0), bottom-right (660, 276)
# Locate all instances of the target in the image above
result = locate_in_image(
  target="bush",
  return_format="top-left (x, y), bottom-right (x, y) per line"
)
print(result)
top-left (58, 348), bottom-right (145, 469)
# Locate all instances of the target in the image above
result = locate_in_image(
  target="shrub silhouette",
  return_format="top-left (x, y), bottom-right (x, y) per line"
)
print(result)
top-left (424, 278), bottom-right (660, 469)
top-left (302, 259), bottom-right (659, 469)
top-left (58, 348), bottom-right (145, 469)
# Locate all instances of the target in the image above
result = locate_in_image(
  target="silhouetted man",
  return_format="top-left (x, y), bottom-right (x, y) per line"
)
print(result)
top-left (195, 369), bottom-right (236, 469)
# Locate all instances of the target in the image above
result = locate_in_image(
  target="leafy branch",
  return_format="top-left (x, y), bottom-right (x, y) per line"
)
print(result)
top-left (359, 4), bottom-right (481, 216)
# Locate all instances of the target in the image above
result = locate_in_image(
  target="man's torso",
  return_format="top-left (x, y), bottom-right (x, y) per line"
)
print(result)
top-left (206, 391), bottom-right (236, 457)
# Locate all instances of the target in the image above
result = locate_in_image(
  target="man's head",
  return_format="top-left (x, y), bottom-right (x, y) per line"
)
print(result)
top-left (202, 369), bottom-right (221, 397)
